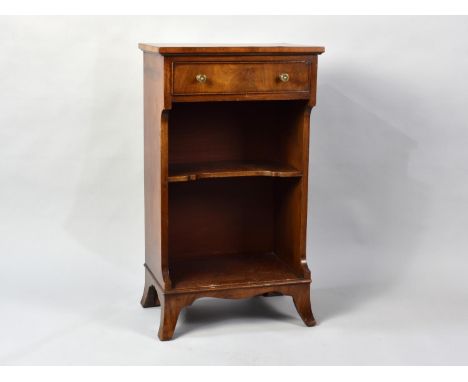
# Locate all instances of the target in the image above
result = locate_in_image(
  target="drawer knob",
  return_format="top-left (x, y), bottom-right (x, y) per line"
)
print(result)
top-left (279, 73), bottom-right (289, 82)
top-left (196, 74), bottom-right (207, 83)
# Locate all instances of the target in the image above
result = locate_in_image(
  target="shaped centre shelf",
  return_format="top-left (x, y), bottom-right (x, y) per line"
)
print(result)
top-left (168, 160), bottom-right (302, 183)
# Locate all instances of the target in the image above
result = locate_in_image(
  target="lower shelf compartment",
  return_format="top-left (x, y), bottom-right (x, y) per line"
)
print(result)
top-left (170, 252), bottom-right (303, 291)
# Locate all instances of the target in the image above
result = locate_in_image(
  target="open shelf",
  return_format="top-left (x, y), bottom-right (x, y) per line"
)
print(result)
top-left (167, 101), bottom-right (309, 293)
top-left (170, 252), bottom-right (301, 291)
top-left (169, 177), bottom-right (305, 289)
top-left (168, 101), bottom-right (307, 181)
top-left (169, 160), bottom-right (302, 183)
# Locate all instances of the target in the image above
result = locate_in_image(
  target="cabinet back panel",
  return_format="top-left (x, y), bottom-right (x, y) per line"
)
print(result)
top-left (169, 177), bottom-right (275, 258)
top-left (169, 101), bottom-right (306, 166)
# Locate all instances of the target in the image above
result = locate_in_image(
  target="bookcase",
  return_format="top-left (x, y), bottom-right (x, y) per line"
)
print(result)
top-left (139, 45), bottom-right (324, 340)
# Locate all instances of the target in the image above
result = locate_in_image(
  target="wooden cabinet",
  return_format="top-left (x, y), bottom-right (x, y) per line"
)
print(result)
top-left (138, 44), bottom-right (325, 340)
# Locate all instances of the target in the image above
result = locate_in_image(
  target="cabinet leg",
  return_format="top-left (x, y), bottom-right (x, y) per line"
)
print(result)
top-left (141, 270), bottom-right (160, 308)
top-left (291, 284), bottom-right (316, 327)
top-left (158, 295), bottom-right (186, 341)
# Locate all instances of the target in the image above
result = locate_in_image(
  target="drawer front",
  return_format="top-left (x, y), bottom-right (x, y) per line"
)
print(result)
top-left (172, 61), bottom-right (310, 95)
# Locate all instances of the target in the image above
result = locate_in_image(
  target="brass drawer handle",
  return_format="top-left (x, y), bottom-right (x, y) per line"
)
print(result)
top-left (196, 74), bottom-right (207, 83)
top-left (279, 73), bottom-right (289, 82)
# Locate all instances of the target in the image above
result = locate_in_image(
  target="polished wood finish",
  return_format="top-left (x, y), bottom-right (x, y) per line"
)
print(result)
top-left (142, 52), bottom-right (171, 290)
top-left (141, 267), bottom-right (160, 308)
top-left (139, 45), bottom-right (324, 340)
top-left (169, 55), bottom-right (316, 103)
top-left (170, 252), bottom-right (301, 291)
top-left (173, 61), bottom-right (310, 95)
top-left (169, 178), bottom-right (276, 259)
top-left (139, 44), bottom-right (325, 55)
top-left (169, 161), bottom-right (302, 183)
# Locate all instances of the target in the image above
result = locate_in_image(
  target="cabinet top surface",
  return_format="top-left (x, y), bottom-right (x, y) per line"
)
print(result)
top-left (138, 44), bottom-right (325, 55)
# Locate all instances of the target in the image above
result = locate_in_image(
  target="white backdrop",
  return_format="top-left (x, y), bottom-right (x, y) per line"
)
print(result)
top-left (1, 16), bottom-right (468, 365)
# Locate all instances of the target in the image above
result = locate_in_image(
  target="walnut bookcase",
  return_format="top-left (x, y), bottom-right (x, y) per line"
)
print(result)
top-left (138, 45), bottom-right (324, 340)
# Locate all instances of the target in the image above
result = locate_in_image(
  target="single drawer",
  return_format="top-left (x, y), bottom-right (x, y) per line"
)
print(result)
top-left (172, 61), bottom-right (310, 95)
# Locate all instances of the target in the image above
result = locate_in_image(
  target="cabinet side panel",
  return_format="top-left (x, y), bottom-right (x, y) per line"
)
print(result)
top-left (309, 55), bottom-right (318, 107)
top-left (299, 107), bottom-right (312, 278)
top-left (274, 106), bottom-right (312, 279)
top-left (277, 54), bottom-right (318, 276)
top-left (143, 53), bottom-right (171, 289)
